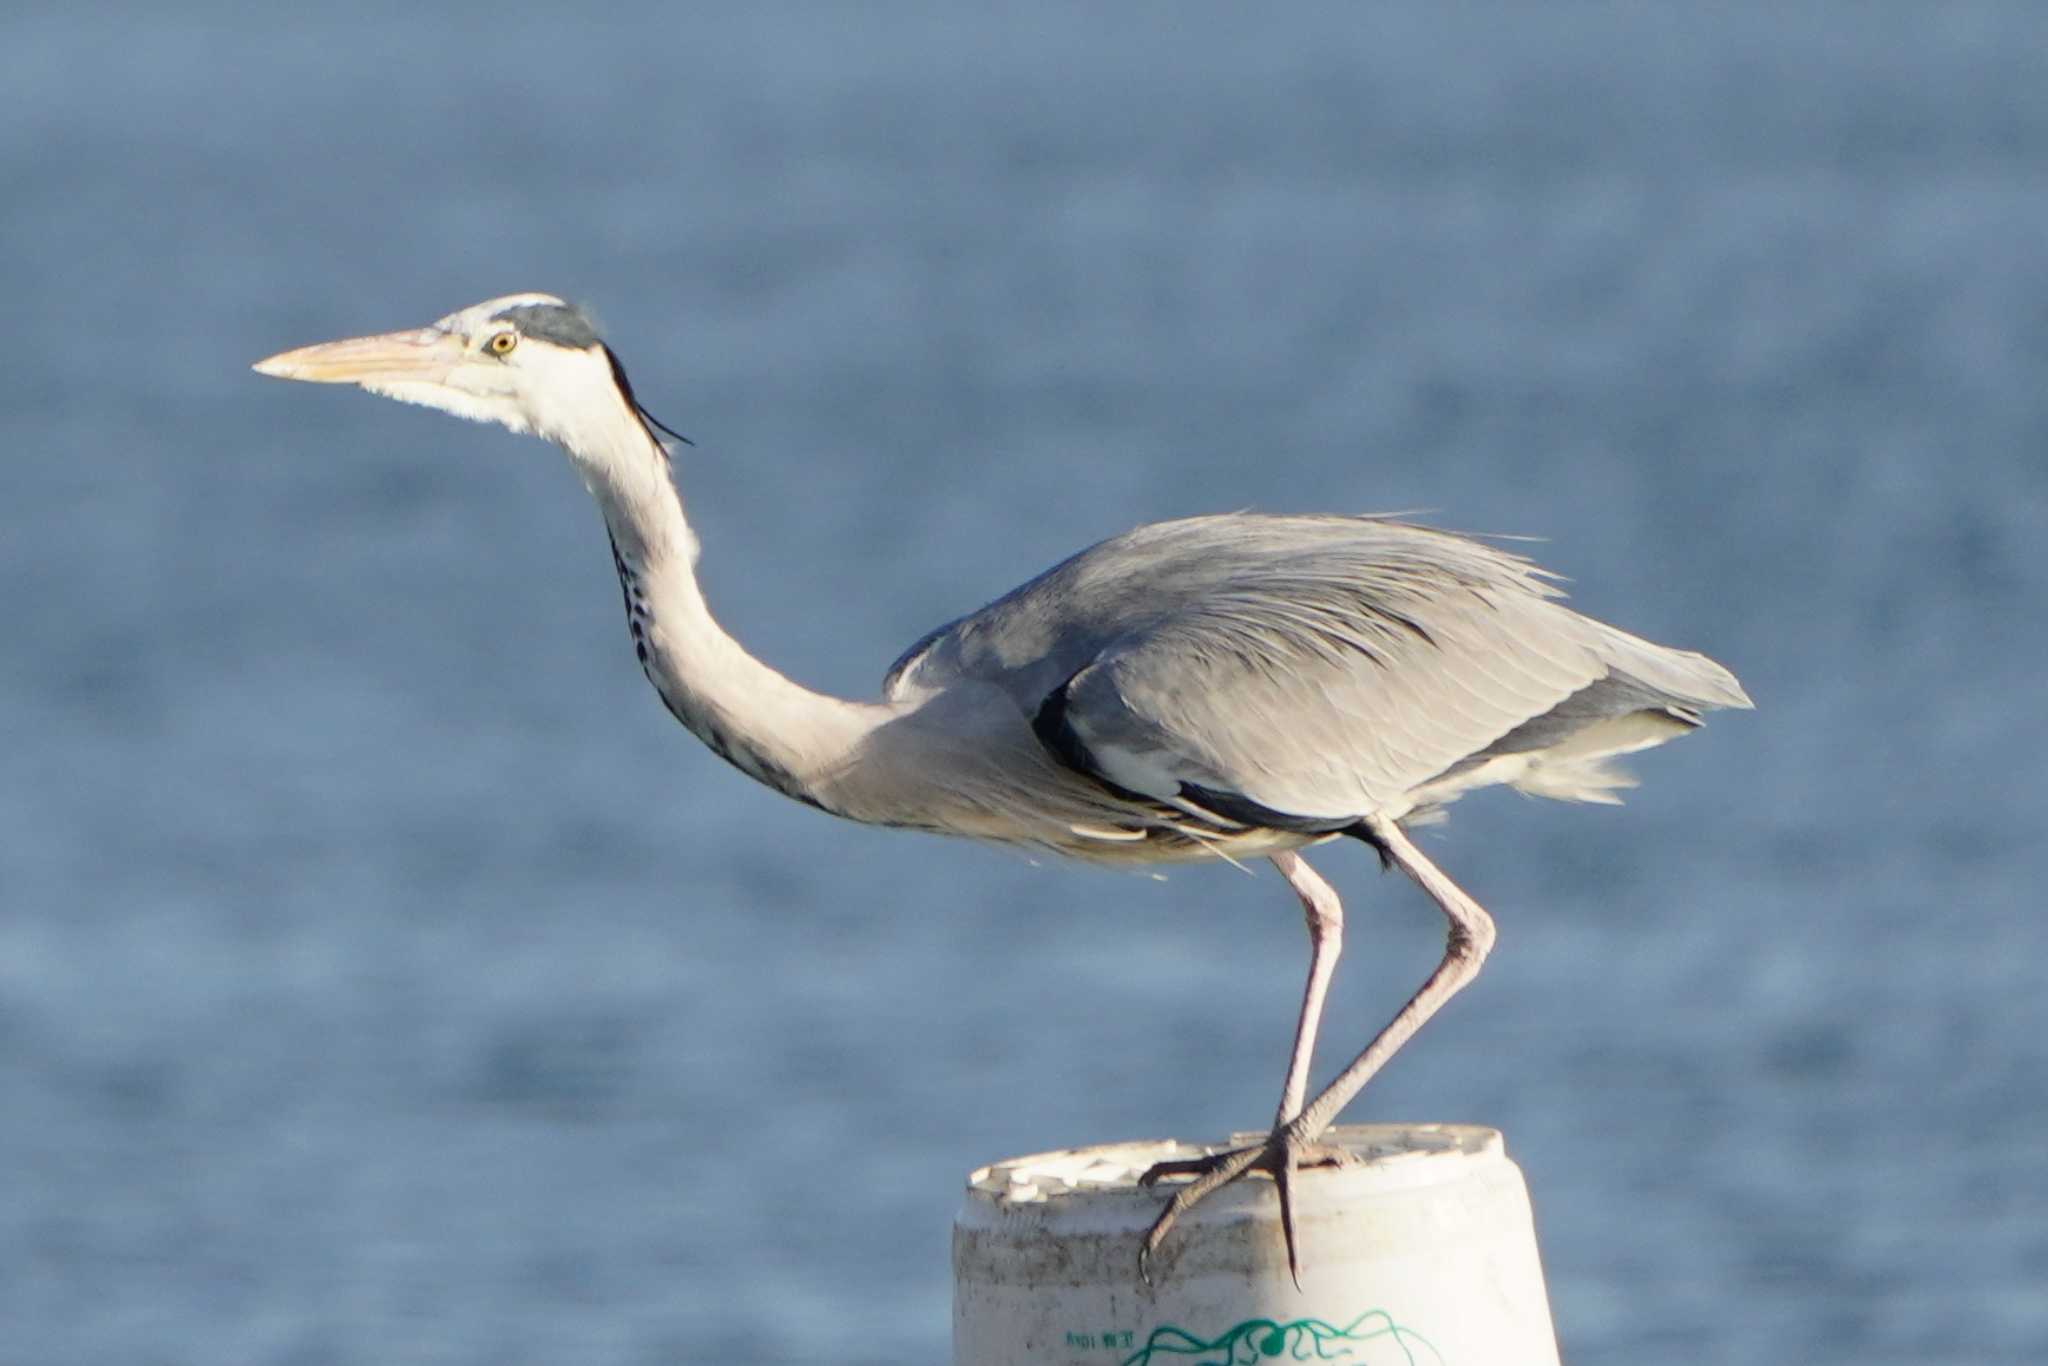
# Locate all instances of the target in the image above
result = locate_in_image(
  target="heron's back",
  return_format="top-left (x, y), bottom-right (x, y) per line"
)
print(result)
top-left (884, 513), bottom-right (1749, 836)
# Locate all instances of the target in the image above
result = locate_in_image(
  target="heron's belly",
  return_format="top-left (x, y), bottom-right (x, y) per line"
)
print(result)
top-left (817, 683), bottom-right (1340, 867)
top-left (946, 806), bottom-right (1335, 868)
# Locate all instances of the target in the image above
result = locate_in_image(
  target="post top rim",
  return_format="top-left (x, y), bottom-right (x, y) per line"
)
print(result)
top-left (965, 1123), bottom-right (1504, 1208)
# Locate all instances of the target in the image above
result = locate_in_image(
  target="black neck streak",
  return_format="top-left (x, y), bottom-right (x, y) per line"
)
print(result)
top-left (603, 533), bottom-right (824, 813)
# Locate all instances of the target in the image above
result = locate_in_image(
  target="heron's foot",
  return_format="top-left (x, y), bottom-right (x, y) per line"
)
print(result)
top-left (1135, 1126), bottom-right (1355, 1286)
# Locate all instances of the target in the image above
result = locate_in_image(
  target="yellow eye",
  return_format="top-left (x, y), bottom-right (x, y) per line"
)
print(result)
top-left (487, 331), bottom-right (518, 356)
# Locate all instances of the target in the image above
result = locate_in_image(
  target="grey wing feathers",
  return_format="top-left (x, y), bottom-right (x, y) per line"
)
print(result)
top-left (885, 513), bottom-right (1750, 826)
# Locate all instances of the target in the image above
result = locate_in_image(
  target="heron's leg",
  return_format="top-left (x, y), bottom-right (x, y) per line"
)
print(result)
top-left (1287, 813), bottom-right (1495, 1142)
top-left (1137, 815), bottom-right (1496, 1284)
top-left (1268, 850), bottom-right (1344, 1129)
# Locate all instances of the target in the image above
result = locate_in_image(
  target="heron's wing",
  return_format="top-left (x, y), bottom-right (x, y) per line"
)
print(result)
top-left (887, 514), bottom-right (1748, 824)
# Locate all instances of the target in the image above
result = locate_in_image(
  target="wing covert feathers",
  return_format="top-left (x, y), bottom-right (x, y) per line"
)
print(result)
top-left (886, 513), bottom-right (1749, 828)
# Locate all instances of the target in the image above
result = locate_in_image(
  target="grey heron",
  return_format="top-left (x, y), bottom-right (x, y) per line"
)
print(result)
top-left (254, 293), bottom-right (1751, 1281)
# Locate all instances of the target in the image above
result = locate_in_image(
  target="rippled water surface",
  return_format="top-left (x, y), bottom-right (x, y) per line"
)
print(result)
top-left (4, 5), bottom-right (2045, 1362)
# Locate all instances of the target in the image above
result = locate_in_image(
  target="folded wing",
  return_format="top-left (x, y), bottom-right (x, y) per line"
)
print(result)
top-left (885, 514), bottom-right (1750, 829)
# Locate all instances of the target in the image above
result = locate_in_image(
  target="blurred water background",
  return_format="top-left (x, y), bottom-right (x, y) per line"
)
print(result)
top-left (4, 3), bottom-right (2046, 1362)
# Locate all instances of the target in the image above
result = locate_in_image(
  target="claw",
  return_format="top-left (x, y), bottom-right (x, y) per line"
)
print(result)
top-left (1274, 1150), bottom-right (1301, 1289)
top-left (1135, 1128), bottom-right (1352, 1285)
top-left (1137, 1143), bottom-right (1264, 1284)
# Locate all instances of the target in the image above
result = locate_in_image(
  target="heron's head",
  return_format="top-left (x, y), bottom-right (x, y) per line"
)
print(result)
top-left (253, 293), bottom-right (682, 452)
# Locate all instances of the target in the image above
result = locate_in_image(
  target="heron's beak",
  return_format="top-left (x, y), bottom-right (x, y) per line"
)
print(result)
top-left (252, 328), bottom-right (467, 385)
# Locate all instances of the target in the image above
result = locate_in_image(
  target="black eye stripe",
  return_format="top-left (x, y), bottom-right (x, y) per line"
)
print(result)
top-left (490, 301), bottom-right (600, 349)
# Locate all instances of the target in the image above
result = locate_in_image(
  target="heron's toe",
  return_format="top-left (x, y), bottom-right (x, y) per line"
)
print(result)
top-left (1135, 1125), bottom-right (1357, 1284)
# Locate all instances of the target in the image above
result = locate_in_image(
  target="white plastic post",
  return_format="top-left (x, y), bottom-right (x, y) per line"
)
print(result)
top-left (954, 1124), bottom-right (1560, 1366)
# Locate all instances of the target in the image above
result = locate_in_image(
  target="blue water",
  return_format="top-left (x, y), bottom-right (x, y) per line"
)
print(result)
top-left (4, 4), bottom-right (2045, 1362)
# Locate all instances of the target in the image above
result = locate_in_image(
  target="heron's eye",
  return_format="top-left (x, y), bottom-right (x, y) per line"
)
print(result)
top-left (487, 331), bottom-right (518, 356)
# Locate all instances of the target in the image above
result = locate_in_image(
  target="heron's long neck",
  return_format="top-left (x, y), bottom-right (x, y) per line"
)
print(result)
top-left (558, 406), bottom-right (888, 809)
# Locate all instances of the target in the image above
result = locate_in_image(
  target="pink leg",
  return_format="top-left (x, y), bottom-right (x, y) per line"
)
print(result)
top-left (1289, 815), bottom-right (1496, 1141)
top-left (1140, 815), bottom-right (1497, 1284)
top-left (1269, 850), bottom-right (1344, 1128)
